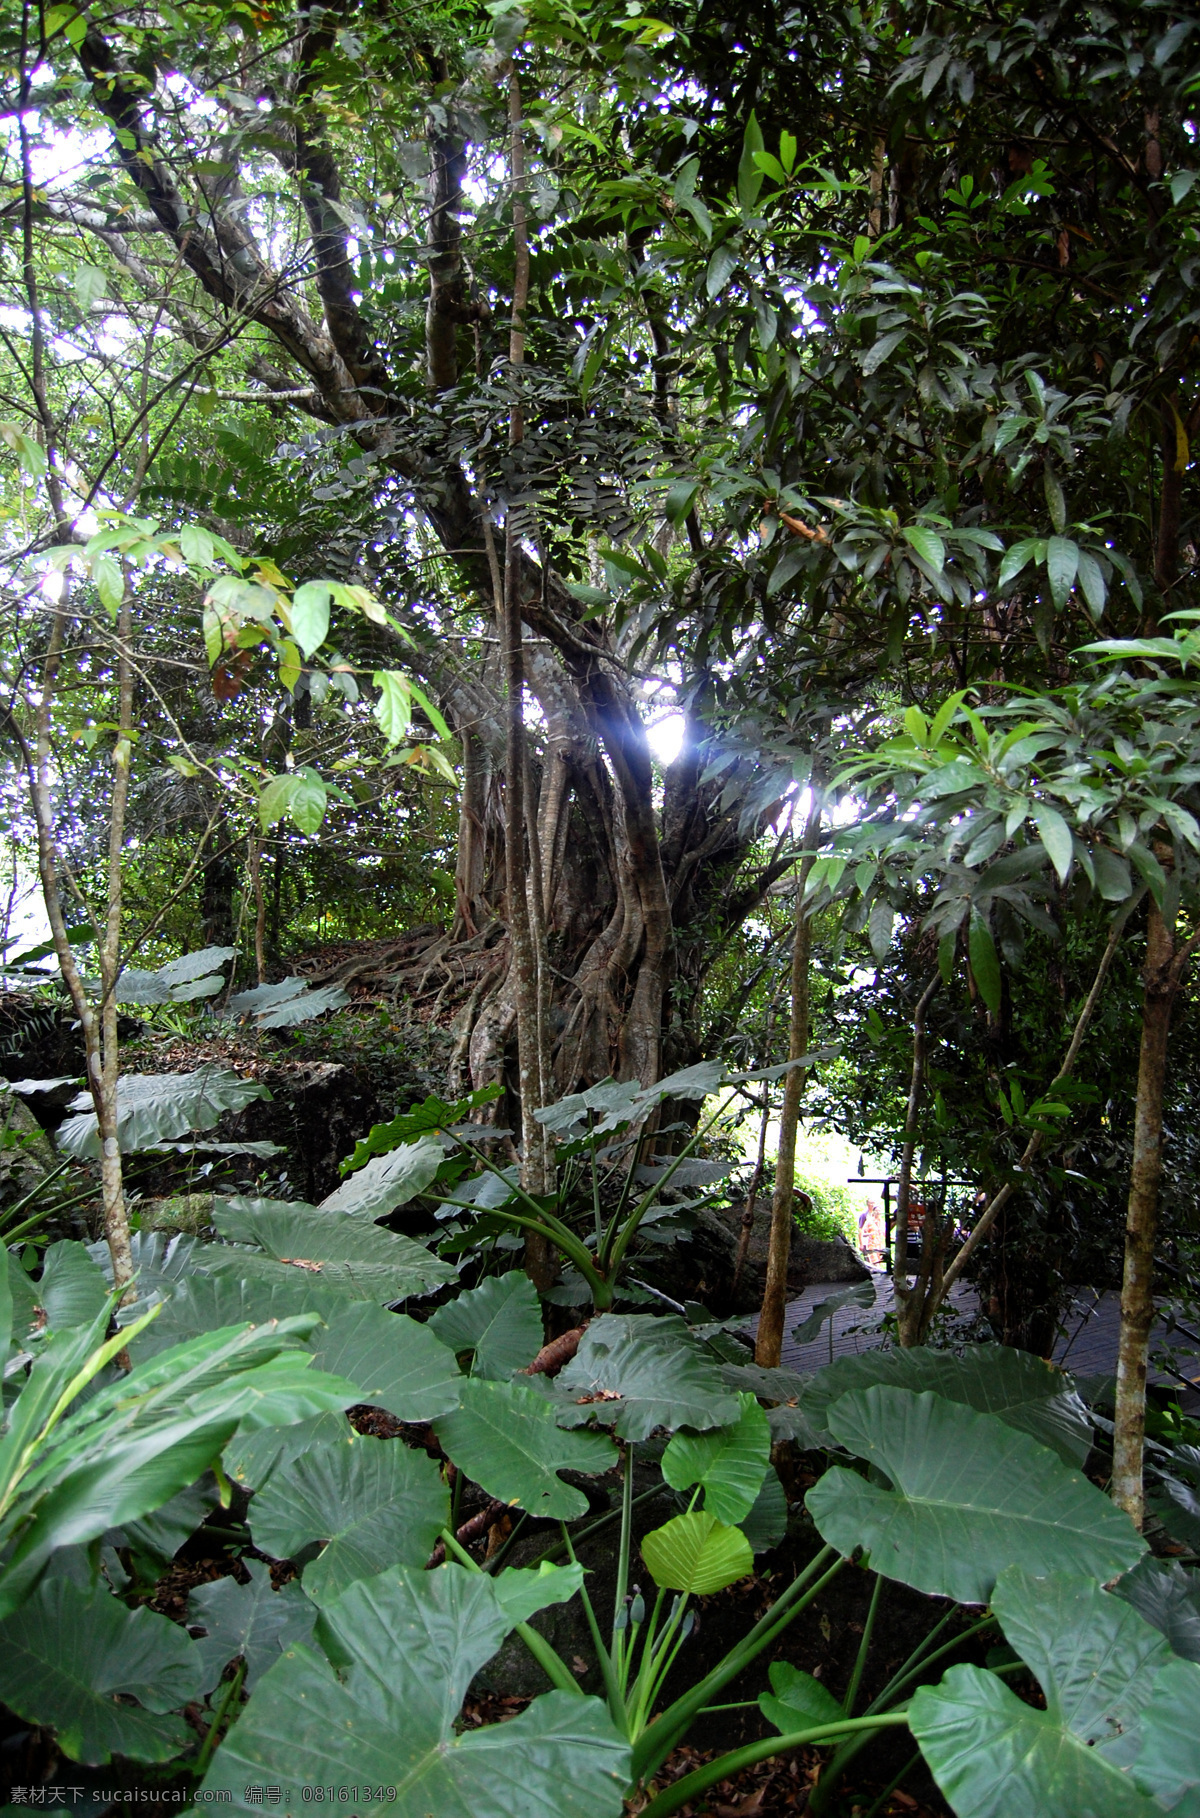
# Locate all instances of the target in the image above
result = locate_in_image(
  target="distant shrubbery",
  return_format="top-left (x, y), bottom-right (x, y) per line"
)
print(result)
top-left (792, 1171), bottom-right (861, 1246)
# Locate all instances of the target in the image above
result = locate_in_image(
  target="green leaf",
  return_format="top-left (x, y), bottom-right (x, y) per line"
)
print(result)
top-left (802, 1345), bottom-right (1093, 1467)
top-left (189, 1557), bottom-right (316, 1693)
top-left (555, 1315), bottom-right (740, 1440)
top-left (372, 670), bottom-right (413, 745)
top-left (1076, 548), bottom-right (1107, 618)
top-left (968, 910), bottom-right (1002, 1017)
top-left (737, 110), bottom-right (765, 209)
top-left (319, 1133), bottom-right (444, 1219)
top-left (1112, 1556), bottom-right (1200, 1663)
top-left (867, 897), bottom-right (895, 960)
top-left (490, 1560), bottom-right (587, 1627)
top-left (911, 1664), bottom-right (1158, 1818)
top-left (806, 1388), bottom-right (1144, 1602)
top-left (861, 327), bottom-right (908, 375)
top-left (1092, 845), bottom-right (1133, 902)
top-left (121, 1478), bottom-right (217, 1563)
top-left (997, 537), bottom-right (1039, 590)
top-left (24, 1240), bottom-right (107, 1334)
top-left (250, 1432), bottom-right (448, 1603)
top-left (224, 1411), bottom-right (349, 1493)
top-left (740, 1465), bottom-right (788, 1552)
top-left (0, 1577), bottom-right (201, 1764)
top-left (759, 1660), bottom-right (844, 1735)
top-left (705, 242), bottom-right (738, 298)
top-left (289, 768), bottom-right (328, 836)
top-left (430, 1270), bottom-right (544, 1380)
top-left (661, 1392), bottom-right (770, 1524)
top-left (911, 1568), bottom-right (1200, 1818)
top-left (128, 1273), bottom-right (354, 1360)
top-left (1045, 536), bottom-right (1079, 608)
top-left (434, 1376), bottom-right (617, 1520)
top-left (201, 1565), bottom-right (631, 1817)
top-left (180, 523), bottom-right (215, 569)
top-left (290, 581), bottom-right (331, 659)
top-left (73, 263), bottom-right (106, 308)
top-left (641, 1510), bottom-right (753, 1595)
top-left (307, 1302), bottom-right (462, 1421)
top-left (56, 1069), bottom-right (270, 1160)
top-left (792, 1280), bottom-right (877, 1346)
top-left (211, 1195), bottom-right (456, 1301)
top-left (903, 527), bottom-right (946, 572)
top-left (1036, 805), bottom-right (1074, 882)
top-left (664, 479), bottom-right (699, 525)
top-left (1044, 465), bottom-right (1067, 532)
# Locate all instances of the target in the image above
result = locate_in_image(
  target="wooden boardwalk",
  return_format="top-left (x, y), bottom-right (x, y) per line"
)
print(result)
top-left (756, 1274), bottom-right (1200, 1410)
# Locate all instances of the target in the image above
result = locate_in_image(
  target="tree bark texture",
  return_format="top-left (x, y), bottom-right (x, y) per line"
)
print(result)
top-left (755, 806), bottom-right (822, 1369)
top-left (1112, 900), bottom-right (1179, 1526)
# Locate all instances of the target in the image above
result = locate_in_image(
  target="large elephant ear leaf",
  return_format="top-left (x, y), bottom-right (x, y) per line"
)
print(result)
top-left (209, 1196), bottom-right (455, 1302)
top-left (910, 1568), bottom-right (1198, 1818)
top-left (0, 1577), bottom-right (202, 1765)
top-left (306, 1302), bottom-right (462, 1420)
top-left (201, 1564), bottom-right (631, 1817)
top-left (1112, 1555), bottom-right (1200, 1662)
top-left (318, 1134), bottom-right (444, 1219)
top-left (57, 1068), bottom-right (270, 1159)
top-left (434, 1377), bottom-right (617, 1519)
top-left (807, 1387), bottom-right (1143, 1603)
top-left (641, 1511), bottom-right (753, 1595)
top-left (429, 1270), bottom-right (544, 1379)
top-left (661, 1392), bottom-right (770, 1523)
top-left (803, 1344), bottom-right (1093, 1466)
top-left (556, 1315), bottom-right (740, 1440)
top-left (249, 1433), bottom-right (449, 1604)
top-left (188, 1558), bottom-right (316, 1693)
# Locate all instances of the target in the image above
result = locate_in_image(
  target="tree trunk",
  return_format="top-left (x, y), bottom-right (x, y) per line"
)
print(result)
top-left (893, 977), bottom-right (939, 1347)
top-left (1112, 899), bottom-right (1180, 1526)
top-left (755, 805), bottom-right (821, 1368)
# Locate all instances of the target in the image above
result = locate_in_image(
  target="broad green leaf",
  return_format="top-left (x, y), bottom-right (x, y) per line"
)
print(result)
top-left (224, 1410), bottom-right (349, 1492)
top-left (226, 977), bottom-right (350, 1028)
top-left (1134, 1657), bottom-right (1200, 1810)
top-left (180, 523), bottom-right (215, 568)
top-left (290, 581), bottom-right (331, 658)
top-left (490, 1561), bottom-right (586, 1627)
top-left (661, 1392), bottom-right (770, 1524)
top-left (910, 1664), bottom-right (1158, 1818)
top-left (36, 1240), bottom-right (108, 1332)
top-left (759, 1660), bottom-right (844, 1735)
top-left (372, 670), bottom-right (413, 744)
top-left (641, 1511), bottom-right (753, 1595)
top-left (319, 1133), bottom-right (444, 1219)
top-left (737, 109), bottom-right (765, 208)
top-left (1036, 805), bottom-right (1074, 882)
top-left (911, 1568), bottom-right (1200, 1818)
top-left (801, 1345), bottom-right (1093, 1466)
top-left (992, 1569), bottom-right (1170, 1770)
top-left (430, 1270), bottom-right (544, 1379)
top-left (211, 1195), bottom-right (455, 1300)
top-left (127, 1271), bottom-right (355, 1360)
top-left (250, 1432), bottom-right (448, 1603)
top-left (807, 1388), bottom-right (1143, 1602)
top-left (555, 1315), bottom-right (740, 1440)
top-left (706, 242), bottom-right (738, 298)
top-left (1113, 1556), bottom-right (1200, 1662)
top-left (741, 1465), bottom-right (788, 1552)
top-left (289, 768), bottom-right (327, 836)
top-left (0, 1577), bottom-right (201, 1764)
top-left (202, 1566), bottom-right (630, 1816)
top-left (308, 1301), bottom-right (461, 1420)
top-left (434, 1376), bottom-right (617, 1519)
top-left (1093, 844), bottom-right (1133, 902)
top-left (1045, 536), bottom-right (1079, 608)
top-left (719, 1364), bottom-right (823, 1447)
top-left (867, 897), bottom-right (894, 959)
top-left (56, 1068), bottom-right (270, 1159)
top-left (968, 911), bottom-right (1002, 1017)
top-left (189, 1557), bottom-right (316, 1692)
